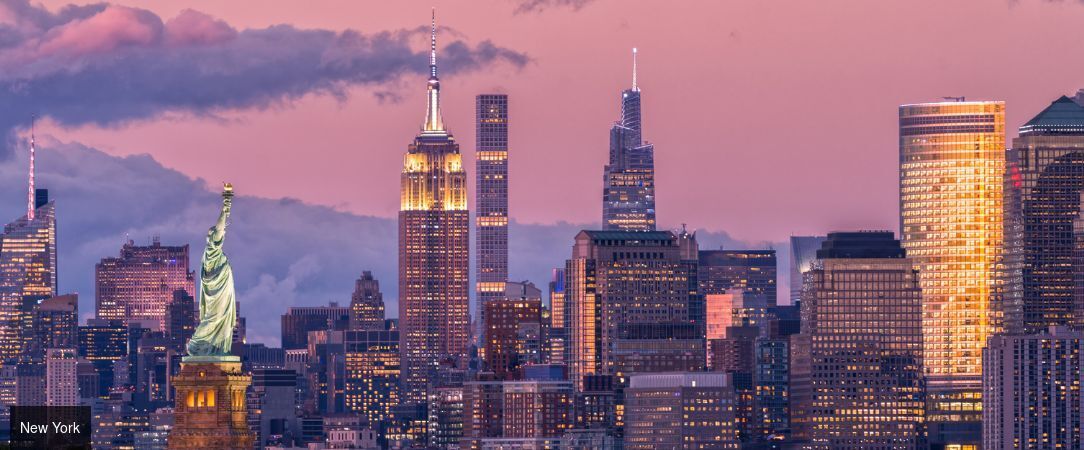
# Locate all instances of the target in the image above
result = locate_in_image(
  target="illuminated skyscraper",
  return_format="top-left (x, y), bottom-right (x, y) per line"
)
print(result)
top-left (475, 94), bottom-right (510, 335)
top-left (398, 11), bottom-right (470, 405)
top-left (603, 48), bottom-right (656, 231)
top-left (803, 231), bottom-right (925, 449)
top-left (95, 238), bottom-right (192, 331)
top-left (0, 128), bottom-right (57, 363)
top-left (566, 230), bottom-right (698, 389)
top-left (698, 250), bottom-right (777, 306)
top-left (899, 99), bottom-right (1004, 446)
top-left (1003, 94), bottom-right (1084, 334)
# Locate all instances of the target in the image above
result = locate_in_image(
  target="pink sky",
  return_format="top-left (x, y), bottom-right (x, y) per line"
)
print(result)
top-left (38, 0), bottom-right (1084, 243)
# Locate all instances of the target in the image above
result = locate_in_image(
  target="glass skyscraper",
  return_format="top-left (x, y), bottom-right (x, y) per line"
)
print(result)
top-left (1002, 94), bottom-right (1084, 334)
top-left (788, 236), bottom-right (826, 304)
top-left (899, 99), bottom-right (1004, 446)
top-left (0, 131), bottom-right (56, 363)
top-left (603, 48), bottom-right (656, 231)
top-left (398, 12), bottom-right (470, 405)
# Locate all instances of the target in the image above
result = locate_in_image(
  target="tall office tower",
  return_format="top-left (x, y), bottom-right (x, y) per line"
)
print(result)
top-left (279, 303), bottom-right (350, 350)
top-left (77, 319), bottom-right (129, 398)
top-left (349, 271), bottom-right (385, 330)
top-left (475, 94), bottom-right (510, 334)
top-left (483, 295), bottom-right (542, 379)
top-left (623, 373), bottom-right (738, 450)
top-left (341, 329), bottom-right (400, 426)
top-left (95, 239), bottom-right (192, 331)
top-left (983, 326), bottom-right (1083, 450)
top-left (1003, 95), bottom-right (1084, 334)
top-left (602, 48), bottom-right (657, 231)
top-left (0, 129), bottom-right (56, 363)
top-left (428, 386), bottom-right (465, 448)
top-left (899, 100), bottom-right (1003, 445)
top-left (45, 348), bottom-right (78, 406)
top-left (399, 12), bottom-right (470, 405)
top-left (165, 289), bottom-right (195, 353)
top-left (30, 294), bottom-right (78, 360)
top-left (566, 230), bottom-right (699, 389)
top-left (788, 236), bottom-right (826, 304)
top-left (698, 250), bottom-right (778, 306)
top-left (802, 231), bottom-right (924, 449)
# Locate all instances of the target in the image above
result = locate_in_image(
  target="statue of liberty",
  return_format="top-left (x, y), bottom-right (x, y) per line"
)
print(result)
top-left (185, 183), bottom-right (238, 359)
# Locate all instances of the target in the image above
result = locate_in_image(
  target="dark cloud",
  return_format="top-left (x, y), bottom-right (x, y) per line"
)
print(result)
top-left (0, 140), bottom-right (765, 345)
top-left (512, 0), bottom-right (596, 14)
top-left (0, 0), bottom-right (529, 153)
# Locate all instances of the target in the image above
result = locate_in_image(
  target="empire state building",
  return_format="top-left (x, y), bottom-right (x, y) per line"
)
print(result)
top-left (398, 11), bottom-right (470, 405)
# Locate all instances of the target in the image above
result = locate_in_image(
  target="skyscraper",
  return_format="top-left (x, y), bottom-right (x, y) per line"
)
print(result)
top-left (566, 230), bottom-right (699, 389)
top-left (280, 303), bottom-right (349, 350)
top-left (45, 348), bottom-right (78, 406)
top-left (1003, 94), bottom-right (1084, 334)
top-left (475, 94), bottom-right (510, 336)
top-left (0, 128), bottom-right (57, 363)
top-left (983, 326), bottom-right (1083, 450)
top-left (398, 11), bottom-right (470, 405)
top-left (623, 373), bottom-right (738, 450)
top-left (899, 99), bottom-right (1003, 445)
top-left (349, 271), bottom-right (385, 330)
top-left (803, 231), bottom-right (925, 449)
top-left (788, 236), bottom-right (826, 304)
top-left (95, 239), bottom-right (192, 331)
top-left (603, 48), bottom-right (656, 231)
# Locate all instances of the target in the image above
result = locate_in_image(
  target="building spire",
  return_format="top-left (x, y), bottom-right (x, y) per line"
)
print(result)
top-left (422, 7), bottom-right (445, 133)
top-left (27, 115), bottom-right (35, 221)
top-left (632, 47), bottom-right (638, 92)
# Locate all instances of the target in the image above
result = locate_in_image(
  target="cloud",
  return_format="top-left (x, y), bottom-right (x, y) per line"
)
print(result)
top-left (0, 0), bottom-right (529, 153)
top-left (512, 0), bottom-right (596, 14)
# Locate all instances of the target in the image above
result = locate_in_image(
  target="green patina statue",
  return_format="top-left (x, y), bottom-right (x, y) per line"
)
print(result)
top-left (185, 183), bottom-right (238, 360)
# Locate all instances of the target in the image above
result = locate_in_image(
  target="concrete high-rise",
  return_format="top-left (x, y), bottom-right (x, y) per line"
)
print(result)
top-left (0, 129), bottom-right (56, 363)
top-left (349, 271), bottom-right (385, 330)
top-left (899, 100), bottom-right (1004, 445)
top-left (803, 231), bottom-right (925, 449)
top-left (603, 48), bottom-right (656, 231)
top-left (398, 11), bottom-right (470, 405)
top-left (475, 94), bottom-right (510, 332)
top-left (1003, 94), bottom-right (1084, 334)
top-left (45, 348), bottom-right (78, 406)
top-left (983, 326), bottom-right (1083, 450)
top-left (95, 239), bottom-right (192, 331)
top-left (566, 230), bottom-right (699, 389)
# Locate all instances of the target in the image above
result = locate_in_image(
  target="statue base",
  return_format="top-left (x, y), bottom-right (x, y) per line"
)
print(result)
top-left (169, 361), bottom-right (253, 450)
top-left (182, 355), bottom-right (240, 363)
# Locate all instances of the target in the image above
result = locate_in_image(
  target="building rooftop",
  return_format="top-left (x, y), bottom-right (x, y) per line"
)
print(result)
top-left (1019, 95), bottom-right (1084, 135)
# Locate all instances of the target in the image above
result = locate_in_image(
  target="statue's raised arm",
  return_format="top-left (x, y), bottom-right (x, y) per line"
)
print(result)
top-left (185, 183), bottom-right (239, 360)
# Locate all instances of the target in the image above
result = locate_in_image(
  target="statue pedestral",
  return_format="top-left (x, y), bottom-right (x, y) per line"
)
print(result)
top-left (169, 361), bottom-right (253, 450)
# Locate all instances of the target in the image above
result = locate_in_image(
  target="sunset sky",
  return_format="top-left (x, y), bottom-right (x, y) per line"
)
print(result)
top-left (4, 0), bottom-right (1084, 343)
top-left (32, 0), bottom-right (1084, 243)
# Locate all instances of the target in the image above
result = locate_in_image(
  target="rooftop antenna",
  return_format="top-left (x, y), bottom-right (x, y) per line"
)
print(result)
top-left (632, 47), bottom-right (639, 91)
top-left (27, 115), bottom-right (36, 221)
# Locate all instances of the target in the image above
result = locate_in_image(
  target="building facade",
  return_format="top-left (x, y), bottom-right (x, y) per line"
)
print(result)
top-left (0, 191), bottom-right (56, 362)
top-left (983, 326), bottom-right (1083, 450)
top-left (803, 231), bottom-right (925, 449)
top-left (603, 49), bottom-right (656, 232)
top-left (1003, 94), bottom-right (1084, 334)
top-left (698, 250), bottom-right (777, 306)
top-left (95, 239), bottom-right (192, 331)
top-left (623, 372), bottom-right (738, 450)
top-left (45, 348), bottom-right (78, 406)
top-left (788, 236), bottom-right (826, 304)
top-left (899, 100), bottom-right (1004, 445)
top-left (476, 94), bottom-right (510, 333)
top-left (398, 13), bottom-right (470, 405)
top-left (566, 230), bottom-right (698, 389)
